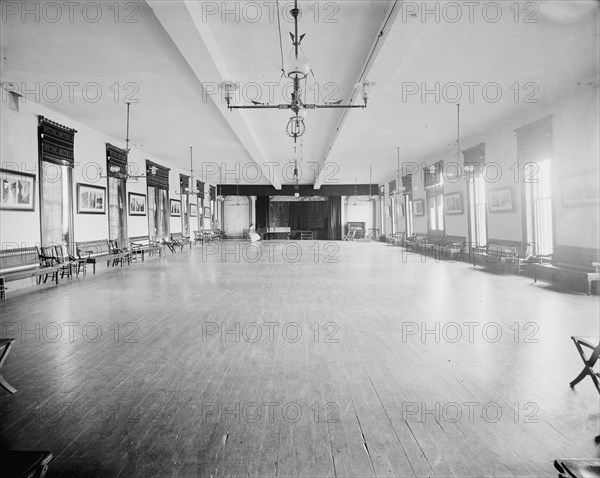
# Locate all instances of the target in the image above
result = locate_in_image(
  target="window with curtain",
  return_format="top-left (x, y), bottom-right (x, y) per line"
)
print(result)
top-left (516, 116), bottom-right (553, 255)
top-left (389, 180), bottom-right (397, 234)
top-left (464, 143), bottom-right (487, 248)
top-left (424, 161), bottom-right (444, 232)
top-left (196, 180), bottom-right (204, 231)
top-left (402, 174), bottom-right (413, 237)
top-left (106, 143), bottom-right (128, 246)
top-left (180, 174), bottom-right (190, 237)
top-left (38, 116), bottom-right (76, 250)
top-left (146, 160), bottom-right (170, 241)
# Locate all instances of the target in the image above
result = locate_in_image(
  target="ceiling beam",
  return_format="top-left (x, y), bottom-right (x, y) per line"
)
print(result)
top-left (146, 0), bottom-right (282, 189)
top-left (314, 0), bottom-right (405, 189)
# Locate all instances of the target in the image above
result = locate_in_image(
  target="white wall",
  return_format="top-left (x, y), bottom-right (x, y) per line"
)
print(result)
top-left (0, 98), bottom-right (214, 247)
top-left (385, 82), bottom-right (599, 248)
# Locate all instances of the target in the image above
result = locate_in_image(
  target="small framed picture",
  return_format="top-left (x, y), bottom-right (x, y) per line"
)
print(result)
top-left (444, 192), bottom-right (463, 215)
top-left (128, 192), bottom-right (146, 216)
top-left (488, 187), bottom-right (514, 213)
top-left (203, 206), bottom-right (211, 218)
top-left (77, 183), bottom-right (105, 214)
top-left (0, 168), bottom-right (36, 211)
top-left (170, 199), bottom-right (181, 217)
top-left (561, 172), bottom-right (599, 207)
top-left (413, 199), bottom-right (424, 216)
top-left (190, 203), bottom-right (198, 217)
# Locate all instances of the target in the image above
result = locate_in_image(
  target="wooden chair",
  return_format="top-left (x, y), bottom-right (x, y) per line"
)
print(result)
top-left (108, 240), bottom-right (132, 267)
top-left (0, 338), bottom-right (17, 394)
top-left (54, 245), bottom-right (86, 276)
top-left (569, 336), bottom-right (600, 442)
top-left (39, 246), bottom-right (71, 282)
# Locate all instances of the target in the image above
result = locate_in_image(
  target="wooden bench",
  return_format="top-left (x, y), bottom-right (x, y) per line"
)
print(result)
top-left (0, 338), bottom-right (17, 393)
top-left (473, 239), bottom-right (525, 275)
top-left (534, 245), bottom-right (600, 295)
top-left (193, 230), bottom-right (213, 245)
top-left (0, 247), bottom-right (61, 300)
top-left (404, 233), bottom-right (427, 252)
top-left (76, 240), bottom-right (129, 274)
top-left (170, 233), bottom-right (192, 251)
top-left (386, 232), bottom-right (404, 246)
top-left (554, 459), bottom-right (600, 477)
top-left (128, 236), bottom-right (163, 262)
top-left (435, 235), bottom-right (466, 261)
top-left (419, 231), bottom-right (445, 256)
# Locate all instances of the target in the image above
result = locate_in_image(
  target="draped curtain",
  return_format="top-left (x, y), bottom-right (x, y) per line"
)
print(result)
top-left (255, 196), bottom-right (269, 229)
top-left (328, 196), bottom-right (342, 240)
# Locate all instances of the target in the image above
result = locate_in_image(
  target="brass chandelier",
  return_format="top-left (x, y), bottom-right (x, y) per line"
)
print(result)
top-left (220, 0), bottom-right (375, 142)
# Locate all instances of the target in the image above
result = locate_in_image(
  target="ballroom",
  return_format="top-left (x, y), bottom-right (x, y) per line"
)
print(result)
top-left (0, 1), bottom-right (599, 477)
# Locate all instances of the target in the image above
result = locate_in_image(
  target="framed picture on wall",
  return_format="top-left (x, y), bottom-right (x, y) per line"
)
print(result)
top-left (203, 206), bottom-right (211, 218)
top-left (170, 199), bottom-right (181, 217)
top-left (128, 192), bottom-right (146, 216)
top-left (488, 187), bottom-right (514, 213)
top-left (190, 203), bottom-right (198, 217)
top-left (77, 183), bottom-right (105, 214)
top-left (413, 199), bottom-right (424, 216)
top-left (444, 192), bottom-right (463, 215)
top-left (0, 168), bottom-right (35, 211)
top-left (561, 172), bottom-right (599, 207)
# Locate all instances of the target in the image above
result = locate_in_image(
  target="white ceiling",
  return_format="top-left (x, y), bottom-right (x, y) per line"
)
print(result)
top-left (1, 1), bottom-right (598, 188)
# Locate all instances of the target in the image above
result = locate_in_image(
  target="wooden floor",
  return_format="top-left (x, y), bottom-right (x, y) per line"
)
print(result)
top-left (0, 241), bottom-right (598, 477)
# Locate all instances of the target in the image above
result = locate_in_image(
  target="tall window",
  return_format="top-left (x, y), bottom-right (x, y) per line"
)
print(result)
top-left (146, 160), bottom-right (170, 241)
top-left (40, 163), bottom-right (73, 246)
top-left (468, 174), bottom-right (487, 247)
top-left (106, 144), bottom-right (128, 246)
top-left (180, 174), bottom-right (190, 236)
top-left (516, 116), bottom-right (553, 255)
top-left (464, 143), bottom-right (487, 248)
top-left (402, 175), bottom-right (413, 236)
top-left (404, 195), bottom-right (413, 237)
top-left (389, 180), bottom-right (397, 234)
top-left (38, 117), bottom-right (76, 250)
top-left (424, 161), bottom-right (444, 232)
top-left (427, 192), bottom-right (444, 231)
top-left (525, 159), bottom-right (553, 254)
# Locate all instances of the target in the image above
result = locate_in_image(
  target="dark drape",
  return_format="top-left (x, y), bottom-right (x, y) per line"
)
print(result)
top-left (255, 196), bottom-right (269, 228)
top-left (515, 116), bottom-right (553, 163)
top-left (146, 160), bottom-right (170, 190)
top-left (38, 116), bottom-right (77, 167)
top-left (328, 196), bottom-right (342, 240)
top-left (106, 143), bottom-right (127, 177)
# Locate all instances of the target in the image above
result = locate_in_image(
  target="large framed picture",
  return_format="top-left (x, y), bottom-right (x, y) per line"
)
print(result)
top-left (77, 183), bottom-right (105, 214)
top-left (190, 203), bottom-right (198, 217)
top-left (444, 192), bottom-right (463, 215)
top-left (413, 199), bottom-right (424, 216)
top-left (561, 172), bottom-right (599, 207)
top-left (170, 199), bottom-right (181, 217)
top-left (128, 192), bottom-right (146, 216)
top-left (488, 187), bottom-right (514, 213)
top-left (0, 168), bottom-right (35, 211)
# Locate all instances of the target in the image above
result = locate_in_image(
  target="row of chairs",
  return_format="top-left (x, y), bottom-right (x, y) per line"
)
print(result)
top-left (193, 229), bottom-right (226, 244)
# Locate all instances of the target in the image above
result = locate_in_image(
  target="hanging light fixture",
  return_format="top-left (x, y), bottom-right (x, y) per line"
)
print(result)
top-left (394, 147), bottom-right (406, 198)
top-left (220, 0), bottom-right (375, 143)
top-left (358, 166), bottom-right (376, 201)
top-left (102, 103), bottom-right (154, 181)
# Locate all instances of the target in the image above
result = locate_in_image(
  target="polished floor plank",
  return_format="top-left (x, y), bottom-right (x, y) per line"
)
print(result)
top-left (0, 240), bottom-right (598, 477)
